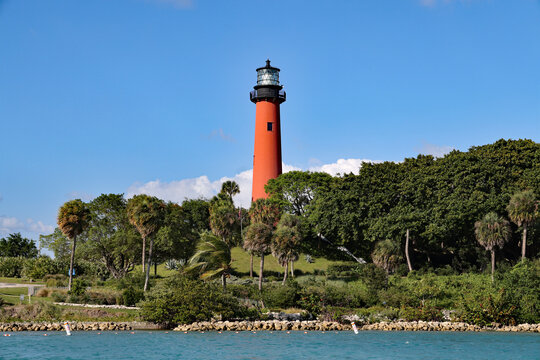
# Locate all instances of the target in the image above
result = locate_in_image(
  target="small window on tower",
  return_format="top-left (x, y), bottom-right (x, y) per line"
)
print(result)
top-left (267, 122), bottom-right (273, 131)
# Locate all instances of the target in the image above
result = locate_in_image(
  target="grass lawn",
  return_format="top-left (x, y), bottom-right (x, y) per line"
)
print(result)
top-left (0, 277), bottom-right (45, 285)
top-left (230, 247), bottom-right (346, 275)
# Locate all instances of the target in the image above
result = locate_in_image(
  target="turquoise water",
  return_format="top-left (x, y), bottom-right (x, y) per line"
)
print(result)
top-left (1, 331), bottom-right (538, 359)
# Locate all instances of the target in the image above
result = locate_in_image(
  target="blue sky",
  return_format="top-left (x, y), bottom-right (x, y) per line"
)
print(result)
top-left (1, 0), bottom-right (539, 242)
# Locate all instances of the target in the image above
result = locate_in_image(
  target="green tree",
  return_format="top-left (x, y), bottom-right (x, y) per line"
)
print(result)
top-left (265, 171), bottom-right (333, 216)
top-left (244, 222), bottom-right (273, 291)
top-left (187, 232), bottom-right (232, 290)
top-left (0, 233), bottom-right (38, 258)
top-left (507, 190), bottom-right (538, 260)
top-left (83, 194), bottom-right (141, 278)
top-left (371, 239), bottom-right (402, 274)
top-left (181, 198), bottom-right (211, 234)
top-left (475, 212), bottom-right (511, 282)
top-left (271, 214), bottom-right (302, 284)
top-left (209, 196), bottom-right (240, 247)
top-left (39, 228), bottom-right (71, 262)
top-left (57, 199), bottom-right (90, 290)
top-left (154, 202), bottom-right (198, 274)
top-left (220, 180), bottom-right (240, 203)
top-left (126, 194), bottom-right (165, 291)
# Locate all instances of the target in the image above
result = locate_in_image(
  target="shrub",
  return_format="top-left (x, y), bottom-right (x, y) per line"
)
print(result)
top-left (496, 259), bottom-right (540, 324)
top-left (22, 256), bottom-right (60, 280)
top-left (123, 287), bottom-right (145, 307)
top-left (326, 263), bottom-right (361, 280)
top-left (44, 274), bottom-right (67, 288)
top-left (140, 275), bottom-right (248, 327)
top-left (105, 272), bottom-right (146, 290)
top-left (262, 282), bottom-right (300, 309)
top-left (69, 279), bottom-right (88, 297)
top-left (0, 257), bottom-right (25, 277)
top-left (36, 288), bottom-right (50, 297)
top-left (86, 290), bottom-right (119, 305)
top-left (400, 304), bottom-right (444, 322)
top-left (51, 290), bottom-right (67, 303)
top-left (298, 292), bottom-right (323, 315)
top-left (459, 289), bottom-right (517, 326)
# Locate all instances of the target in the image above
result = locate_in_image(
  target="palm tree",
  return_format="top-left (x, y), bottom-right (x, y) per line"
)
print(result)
top-left (209, 197), bottom-right (239, 247)
top-left (507, 190), bottom-right (538, 260)
top-left (220, 180), bottom-right (240, 202)
top-left (57, 199), bottom-right (90, 291)
top-left (475, 212), bottom-right (511, 282)
top-left (244, 223), bottom-right (273, 291)
top-left (187, 231), bottom-right (232, 290)
top-left (371, 239), bottom-right (402, 275)
top-left (271, 226), bottom-right (300, 285)
top-left (126, 195), bottom-right (165, 291)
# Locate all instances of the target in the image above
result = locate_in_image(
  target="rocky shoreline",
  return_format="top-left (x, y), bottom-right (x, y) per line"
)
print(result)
top-left (173, 320), bottom-right (540, 333)
top-left (0, 322), bottom-right (133, 332)
top-left (1, 320), bottom-right (539, 332)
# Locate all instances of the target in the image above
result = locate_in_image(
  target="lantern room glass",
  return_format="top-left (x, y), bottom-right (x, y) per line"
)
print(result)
top-left (257, 68), bottom-right (280, 86)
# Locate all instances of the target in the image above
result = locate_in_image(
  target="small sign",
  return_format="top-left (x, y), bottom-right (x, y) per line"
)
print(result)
top-left (19, 294), bottom-right (25, 302)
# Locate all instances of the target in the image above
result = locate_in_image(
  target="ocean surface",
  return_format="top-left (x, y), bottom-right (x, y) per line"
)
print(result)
top-left (1, 330), bottom-right (538, 359)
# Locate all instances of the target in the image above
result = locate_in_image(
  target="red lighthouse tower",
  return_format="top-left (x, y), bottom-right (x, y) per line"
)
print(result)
top-left (250, 60), bottom-right (286, 202)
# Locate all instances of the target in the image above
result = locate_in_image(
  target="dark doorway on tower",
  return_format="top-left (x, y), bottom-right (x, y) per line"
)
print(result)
top-left (267, 122), bottom-right (273, 131)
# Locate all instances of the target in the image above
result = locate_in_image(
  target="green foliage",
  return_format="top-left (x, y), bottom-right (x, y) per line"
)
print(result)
top-left (81, 194), bottom-right (141, 279)
top-left (39, 228), bottom-right (71, 262)
top-left (140, 275), bottom-right (247, 327)
top-left (22, 256), bottom-right (59, 279)
top-left (126, 194), bottom-right (166, 240)
top-left (0, 233), bottom-right (38, 258)
top-left (69, 279), bottom-right (88, 297)
top-left (122, 286), bottom-right (145, 307)
top-left (249, 198), bottom-right (281, 227)
top-left (496, 259), bottom-right (540, 323)
top-left (298, 292), bottom-right (323, 315)
top-left (459, 289), bottom-right (517, 326)
top-left (371, 239), bottom-right (402, 274)
top-left (155, 202), bottom-right (198, 266)
top-left (326, 263), bottom-right (361, 280)
top-left (0, 257), bottom-right (25, 277)
top-left (209, 196), bottom-right (240, 246)
top-left (262, 282), bottom-right (300, 309)
top-left (265, 171), bottom-right (333, 216)
top-left (181, 198), bottom-right (211, 234)
top-left (244, 223), bottom-right (273, 256)
top-left (400, 305), bottom-right (444, 322)
top-left (187, 231), bottom-right (232, 288)
top-left (310, 139), bottom-right (540, 268)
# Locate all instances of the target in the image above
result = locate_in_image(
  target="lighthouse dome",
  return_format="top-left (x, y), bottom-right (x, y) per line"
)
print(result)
top-left (256, 59), bottom-right (280, 86)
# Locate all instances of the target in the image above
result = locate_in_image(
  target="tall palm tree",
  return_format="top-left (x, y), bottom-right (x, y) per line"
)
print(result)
top-left (220, 180), bottom-right (240, 202)
top-left (57, 199), bottom-right (90, 291)
top-left (126, 195), bottom-right (165, 291)
top-left (187, 231), bottom-right (232, 290)
top-left (244, 222), bottom-right (273, 291)
top-left (475, 212), bottom-right (511, 282)
top-left (507, 190), bottom-right (538, 260)
top-left (371, 239), bottom-right (402, 275)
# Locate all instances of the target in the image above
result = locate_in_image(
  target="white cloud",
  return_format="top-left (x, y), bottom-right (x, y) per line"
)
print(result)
top-left (309, 158), bottom-right (374, 176)
top-left (127, 158), bottom-right (377, 208)
top-left (207, 128), bottom-right (236, 143)
top-left (417, 142), bottom-right (454, 158)
top-left (0, 216), bottom-right (54, 237)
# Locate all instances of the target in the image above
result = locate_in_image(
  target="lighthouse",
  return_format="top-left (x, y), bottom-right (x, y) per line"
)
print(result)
top-left (250, 60), bottom-right (286, 202)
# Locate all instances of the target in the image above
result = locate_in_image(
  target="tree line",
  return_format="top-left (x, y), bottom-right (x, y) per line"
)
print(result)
top-left (3, 138), bottom-right (537, 292)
